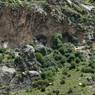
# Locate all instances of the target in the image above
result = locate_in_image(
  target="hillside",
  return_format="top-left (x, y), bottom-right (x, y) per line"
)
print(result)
top-left (0, 0), bottom-right (95, 95)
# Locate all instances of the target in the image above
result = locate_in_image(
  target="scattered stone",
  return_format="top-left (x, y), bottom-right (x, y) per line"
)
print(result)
top-left (81, 4), bottom-right (94, 11)
top-left (29, 70), bottom-right (40, 76)
top-left (79, 82), bottom-right (83, 86)
top-left (1, 66), bottom-right (16, 74)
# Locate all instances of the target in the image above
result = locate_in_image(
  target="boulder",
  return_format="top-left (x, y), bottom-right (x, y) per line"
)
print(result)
top-left (29, 70), bottom-right (40, 76)
top-left (9, 74), bottom-right (33, 92)
top-left (0, 66), bottom-right (16, 84)
top-left (1, 66), bottom-right (16, 74)
top-left (22, 45), bottom-right (35, 53)
top-left (81, 4), bottom-right (94, 11)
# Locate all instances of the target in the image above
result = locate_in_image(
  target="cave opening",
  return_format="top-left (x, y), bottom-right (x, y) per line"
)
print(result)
top-left (36, 35), bottom-right (47, 45)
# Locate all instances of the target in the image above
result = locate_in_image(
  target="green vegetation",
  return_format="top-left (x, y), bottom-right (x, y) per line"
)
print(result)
top-left (10, 32), bottom-right (95, 95)
top-left (0, 0), bottom-right (47, 7)
top-left (0, 48), bottom-right (15, 63)
top-left (11, 68), bottom-right (95, 95)
top-left (0, 0), bottom-right (95, 94)
top-left (0, 32), bottom-right (94, 95)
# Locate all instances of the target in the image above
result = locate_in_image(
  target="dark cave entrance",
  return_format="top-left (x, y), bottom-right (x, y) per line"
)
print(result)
top-left (36, 35), bottom-right (47, 45)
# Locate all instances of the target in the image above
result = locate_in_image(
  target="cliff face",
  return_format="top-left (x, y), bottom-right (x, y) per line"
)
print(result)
top-left (0, 7), bottom-right (32, 48)
top-left (0, 6), bottom-right (77, 48)
top-left (0, 0), bottom-right (94, 48)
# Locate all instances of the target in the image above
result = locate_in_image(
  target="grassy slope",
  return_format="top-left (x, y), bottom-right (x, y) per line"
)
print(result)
top-left (11, 67), bottom-right (95, 95)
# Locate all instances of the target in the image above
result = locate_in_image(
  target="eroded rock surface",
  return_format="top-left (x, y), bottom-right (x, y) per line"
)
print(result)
top-left (0, 0), bottom-right (94, 48)
top-left (0, 45), bottom-right (41, 93)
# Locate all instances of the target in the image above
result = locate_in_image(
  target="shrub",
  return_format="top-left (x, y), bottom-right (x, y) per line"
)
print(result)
top-left (53, 90), bottom-right (60, 95)
top-left (3, 54), bottom-right (15, 63)
top-left (42, 53), bottom-right (56, 67)
top-left (67, 88), bottom-right (73, 94)
top-left (33, 79), bottom-right (49, 89)
top-left (75, 57), bottom-right (81, 63)
top-left (75, 52), bottom-right (83, 60)
top-left (41, 70), bottom-right (55, 81)
top-left (41, 87), bottom-right (46, 92)
top-left (53, 50), bottom-right (62, 61)
top-left (0, 48), bottom-right (6, 53)
top-left (60, 79), bottom-right (65, 84)
top-left (0, 0), bottom-right (24, 7)
top-left (92, 75), bottom-right (95, 81)
top-left (35, 52), bottom-right (43, 63)
top-left (36, 47), bottom-right (46, 56)
top-left (0, 54), bottom-right (3, 62)
top-left (59, 46), bottom-right (65, 55)
top-left (81, 66), bottom-right (94, 73)
top-left (66, 54), bottom-right (75, 63)
top-left (63, 43), bottom-right (75, 53)
top-left (62, 68), bottom-right (68, 75)
top-left (69, 63), bottom-right (76, 70)
top-left (52, 33), bottom-right (63, 49)
top-left (47, 93), bottom-right (52, 95)
top-left (41, 72), bottom-right (46, 80)
top-left (16, 72), bottom-right (23, 82)
top-left (67, 74), bottom-right (71, 77)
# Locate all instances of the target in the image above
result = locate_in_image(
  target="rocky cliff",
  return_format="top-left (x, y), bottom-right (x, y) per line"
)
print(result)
top-left (0, 0), bottom-right (95, 48)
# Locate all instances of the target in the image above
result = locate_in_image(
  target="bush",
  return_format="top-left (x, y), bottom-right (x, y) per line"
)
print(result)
top-left (62, 68), bottom-right (68, 75)
top-left (33, 79), bottom-right (49, 89)
top-left (41, 73), bottom-right (46, 80)
top-left (59, 43), bottom-right (74, 56)
top-left (0, 0), bottom-right (24, 7)
top-left (42, 53), bottom-right (56, 67)
top-left (67, 88), bottom-right (73, 94)
top-left (92, 75), bottom-right (95, 81)
top-left (75, 52), bottom-right (83, 60)
top-left (41, 69), bottom-right (55, 81)
top-left (0, 54), bottom-right (3, 62)
top-left (3, 54), bottom-right (15, 63)
top-left (53, 50), bottom-right (62, 61)
top-left (41, 67), bottom-right (56, 80)
top-left (60, 79), bottom-right (65, 84)
top-left (41, 87), bottom-right (46, 92)
top-left (52, 33), bottom-right (63, 49)
top-left (59, 46), bottom-right (65, 55)
top-left (69, 63), bottom-right (76, 70)
top-left (66, 54), bottom-right (75, 63)
top-left (81, 66), bottom-right (94, 73)
top-left (53, 90), bottom-right (60, 95)
top-left (47, 93), bottom-right (52, 95)
top-left (60, 57), bottom-right (66, 65)
top-left (0, 48), bottom-right (6, 53)
top-left (89, 60), bottom-right (95, 69)
top-left (35, 52), bottom-right (43, 63)
top-left (36, 47), bottom-right (46, 56)
top-left (75, 57), bottom-right (81, 63)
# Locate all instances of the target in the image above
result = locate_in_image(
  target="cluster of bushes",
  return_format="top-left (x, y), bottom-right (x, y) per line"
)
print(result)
top-left (0, 48), bottom-right (15, 63)
top-left (34, 32), bottom-right (85, 90)
top-left (81, 66), bottom-right (94, 73)
top-left (0, 0), bottom-right (24, 6)
top-left (80, 49), bottom-right (95, 74)
top-left (35, 33), bottom-right (84, 70)
top-left (33, 79), bottom-right (49, 90)
top-left (0, 0), bottom-right (47, 7)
